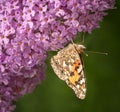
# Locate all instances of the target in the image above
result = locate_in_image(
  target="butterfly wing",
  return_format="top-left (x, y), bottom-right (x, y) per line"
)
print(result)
top-left (67, 53), bottom-right (86, 99)
top-left (51, 44), bottom-right (86, 99)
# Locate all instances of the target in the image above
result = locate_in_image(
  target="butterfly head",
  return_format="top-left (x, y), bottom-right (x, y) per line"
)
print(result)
top-left (75, 44), bottom-right (86, 53)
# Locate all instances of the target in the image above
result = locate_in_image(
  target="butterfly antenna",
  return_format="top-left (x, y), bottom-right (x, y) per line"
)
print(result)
top-left (86, 51), bottom-right (108, 55)
top-left (81, 32), bottom-right (86, 43)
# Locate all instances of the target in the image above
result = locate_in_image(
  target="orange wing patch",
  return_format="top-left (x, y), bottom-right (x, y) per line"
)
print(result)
top-left (68, 59), bottom-right (81, 85)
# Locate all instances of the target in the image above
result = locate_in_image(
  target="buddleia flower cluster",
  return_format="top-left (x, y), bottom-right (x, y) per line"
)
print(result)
top-left (0, 0), bottom-right (115, 111)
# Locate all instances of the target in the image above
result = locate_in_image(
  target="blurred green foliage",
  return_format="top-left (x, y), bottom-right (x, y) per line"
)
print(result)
top-left (15, 1), bottom-right (120, 112)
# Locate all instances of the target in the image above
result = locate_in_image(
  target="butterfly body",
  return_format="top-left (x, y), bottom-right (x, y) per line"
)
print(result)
top-left (51, 43), bottom-right (86, 99)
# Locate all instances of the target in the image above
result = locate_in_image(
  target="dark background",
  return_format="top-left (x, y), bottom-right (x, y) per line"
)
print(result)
top-left (15, 1), bottom-right (120, 112)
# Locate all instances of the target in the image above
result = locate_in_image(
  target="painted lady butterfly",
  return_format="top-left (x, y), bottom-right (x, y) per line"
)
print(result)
top-left (51, 43), bottom-right (86, 99)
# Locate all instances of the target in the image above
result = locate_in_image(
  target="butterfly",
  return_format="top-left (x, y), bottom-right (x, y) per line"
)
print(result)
top-left (51, 43), bottom-right (86, 99)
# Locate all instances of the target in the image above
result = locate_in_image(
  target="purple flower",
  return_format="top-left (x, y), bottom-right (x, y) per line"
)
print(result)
top-left (0, 0), bottom-right (115, 112)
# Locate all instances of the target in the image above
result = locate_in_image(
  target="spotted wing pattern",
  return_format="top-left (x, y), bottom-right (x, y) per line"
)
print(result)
top-left (51, 43), bottom-right (86, 99)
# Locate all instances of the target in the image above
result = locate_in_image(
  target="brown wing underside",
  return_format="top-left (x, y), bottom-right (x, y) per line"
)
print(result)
top-left (51, 44), bottom-right (86, 99)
